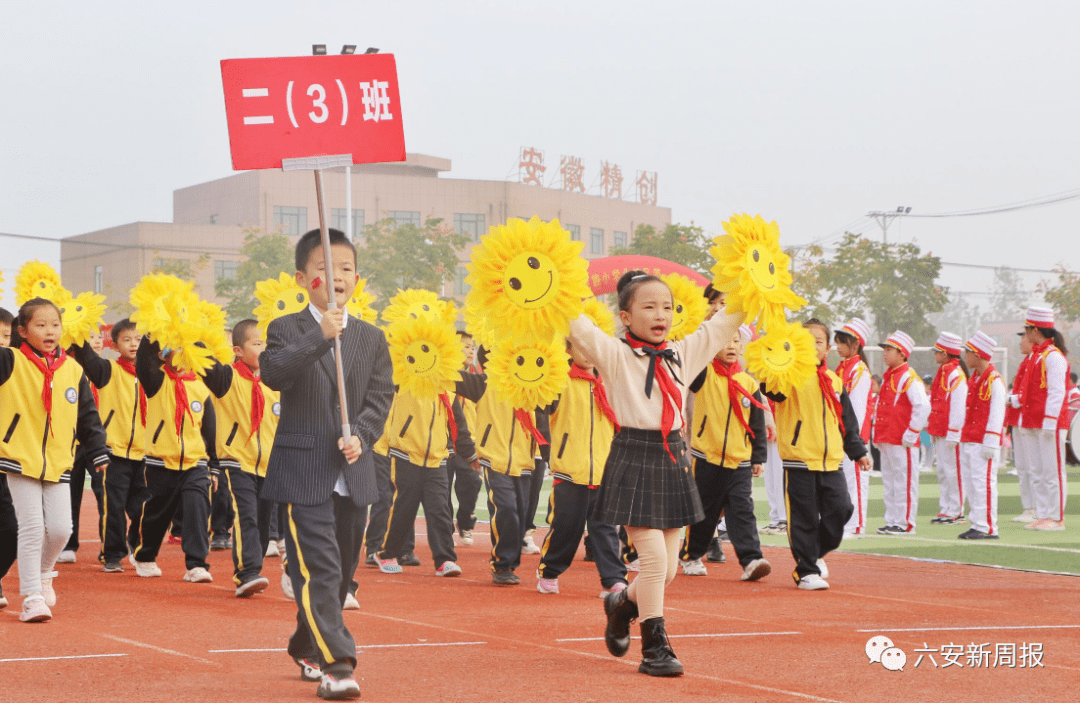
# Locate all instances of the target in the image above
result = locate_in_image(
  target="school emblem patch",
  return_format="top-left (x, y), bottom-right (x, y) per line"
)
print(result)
top-left (272, 402), bottom-right (281, 417)
top-left (65, 387), bottom-right (78, 404)
top-left (742, 397), bottom-right (752, 408)
top-left (190, 400), bottom-right (203, 414)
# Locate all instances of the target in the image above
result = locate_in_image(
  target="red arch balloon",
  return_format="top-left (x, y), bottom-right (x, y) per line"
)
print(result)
top-left (586, 255), bottom-right (710, 295)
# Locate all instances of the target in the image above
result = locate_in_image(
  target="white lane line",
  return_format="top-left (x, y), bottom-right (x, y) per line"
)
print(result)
top-left (210, 641), bottom-right (486, 654)
top-left (0, 653), bottom-right (128, 663)
top-left (100, 634), bottom-right (220, 666)
top-left (845, 591), bottom-right (1004, 614)
top-left (556, 631), bottom-right (800, 642)
top-left (665, 606), bottom-right (763, 623)
top-left (209, 648), bottom-right (286, 653)
top-left (874, 536), bottom-right (1080, 554)
top-left (858, 624), bottom-right (1080, 633)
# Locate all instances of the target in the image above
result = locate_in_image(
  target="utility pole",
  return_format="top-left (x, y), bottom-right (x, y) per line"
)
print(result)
top-left (867, 206), bottom-right (911, 244)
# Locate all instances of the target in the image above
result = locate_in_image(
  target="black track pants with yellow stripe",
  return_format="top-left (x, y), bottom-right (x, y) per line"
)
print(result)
top-left (227, 468), bottom-right (273, 586)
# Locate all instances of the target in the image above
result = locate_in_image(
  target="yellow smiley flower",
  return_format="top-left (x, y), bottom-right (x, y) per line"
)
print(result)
top-left (486, 337), bottom-right (570, 410)
top-left (743, 320), bottom-right (818, 397)
top-left (15, 260), bottom-right (69, 306)
top-left (581, 297), bottom-right (617, 337)
top-left (56, 291), bottom-right (108, 349)
top-left (347, 278), bottom-right (378, 324)
top-left (466, 216), bottom-right (591, 344)
top-left (387, 315), bottom-right (464, 400)
top-left (381, 289), bottom-right (456, 329)
top-left (253, 272), bottom-right (309, 334)
top-left (710, 214), bottom-right (806, 331)
top-left (661, 273), bottom-right (708, 341)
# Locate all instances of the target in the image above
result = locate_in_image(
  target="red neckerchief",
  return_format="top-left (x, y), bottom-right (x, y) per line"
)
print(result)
top-left (568, 365), bottom-right (620, 431)
top-left (19, 343), bottom-right (67, 436)
top-left (439, 392), bottom-right (459, 446)
top-left (116, 358), bottom-right (148, 426)
top-left (711, 359), bottom-right (764, 438)
top-left (514, 409), bottom-right (548, 446)
top-left (90, 382), bottom-right (99, 407)
top-left (232, 361), bottom-right (265, 441)
top-left (817, 362), bottom-right (845, 436)
top-left (622, 332), bottom-right (683, 462)
top-left (163, 365), bottom-right (196, 437)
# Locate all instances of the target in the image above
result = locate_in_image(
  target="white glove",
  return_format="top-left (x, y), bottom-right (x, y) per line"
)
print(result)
top-left (902, 439), bottom-right (917, 449)
top-left (1008, 394), bottom-right (1022, 409)
top-left (901, 430), bottom-right (918, 449)
top-left (981, 445), bottom-right (998, 461)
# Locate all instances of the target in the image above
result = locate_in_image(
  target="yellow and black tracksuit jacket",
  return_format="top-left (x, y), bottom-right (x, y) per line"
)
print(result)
top-left (456, 373), bottom-right (541, 477)
top-left (688, 364), bottom-right (768, 469)
top-left (763, 365), bottom-right (866, 472)
top-left (69, 343), bottom-right (144, 460)
top-left (374, 388), bottom-right (476, 468)
top-left (0, 347), bottom-right (108, 482)
top-left (548, 375), bottom-right (615, 486)
top-left (203, 363), bottom-right (280, 477)
top-left (136, 337), bottom-right (218, 472)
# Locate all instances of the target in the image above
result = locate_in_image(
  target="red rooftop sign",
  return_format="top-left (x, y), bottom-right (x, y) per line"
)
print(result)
top-left (220, 54), bottom-right (406, 170)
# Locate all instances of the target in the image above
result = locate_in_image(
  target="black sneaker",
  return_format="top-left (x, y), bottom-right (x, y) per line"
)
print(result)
top-left (930, 515), bottom-right (950, 524)
top-left (102, 560), bottom-right (124, 573)
top-left (364, 552), bottom-right (378, 567)
top-left (960, 529), bottom-right (998, 540)
top-left (706, 537), bottom-right (726, 563)
top-left (492, 569), bottom-right (521, 586)
top-left (397, 551), bottom-right (421, 567)
top-left (210, 535), bottom-right (232, 551)
top-left (876, 525), bottom-right (903, 535)
top-left (717, 529), bottom-right (730, 543)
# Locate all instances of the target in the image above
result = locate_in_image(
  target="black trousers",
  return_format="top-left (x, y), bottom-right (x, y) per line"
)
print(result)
top-left (133, 464), bottom-right (212, 570)
top-left (682, 460), bottom-right (763, 567)
top-left (484, 467), bottom-right (522, 572)
top-left (211, 469), bottom-right (235, 538)
top-left (521, 459), bottom-right (547, 534)
top-left (365, 453), bottom-right (413, 557)
top-left (284, 494), bottom-right (368, 678)
top-left (98, 456), bottom-right (147, 563)
top-left (783, 467), bottom-right (853, 582)
top-left (0, 474), bottom-right (17, 580)
top-left (445, 454), bottom-right (482, 531)
top-left (378, 456), bottom-right (457, 567)
top-left (538, 481), bottom-right (626, 587)
top-left (65, 452), bottom-right (105, 552)
top-left (228, 469), bottom-right (273, 586)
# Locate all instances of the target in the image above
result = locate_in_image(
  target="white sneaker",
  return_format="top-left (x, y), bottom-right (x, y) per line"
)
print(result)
top-left (626, 559), bottom-right (641, 572)
top-left (798, 574), bottom-right (829, 591)
top-left (343, 592), bottom-right (360, 610)
top-left (1012, 509), bottom-right (1037, 524)
top-left (56, 550), bottom-right (77, 564)
top-left (276, 539), bottom-right (286, 556)
top-left (129, 554), bottom-right (162, 578)
top-left (741, 558), bottom-right (772, 582)
top-left (316, 673), bottom-right (361, 700)
top-left (816, 559), bottom-right (829, 580)
top-left (0, 586), bottom-right (7, 609)
top-left (435, 561), bottom-right (462, 577)
top-left (183, 567), bottom-right (213, 583)
top-left (265, 541), bottom-right (280, 558)
top-left (458, 529), bottom-right (473, 546)
top-left (522, 531), bottom-right (541, 555)
top-left (20, 595), bottom-right (52, 623)
top-left (281, 568), bottom-right (295, 599)
top-left (679, 558), bottom-right (708, 576)
top-left (40, 573), bottom-right (57, 607)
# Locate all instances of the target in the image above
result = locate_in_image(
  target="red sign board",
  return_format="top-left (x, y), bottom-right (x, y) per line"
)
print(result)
top-left (587, 255), bottom-right (710, 295)
top-left (220, 54), bottom-right (406, 170)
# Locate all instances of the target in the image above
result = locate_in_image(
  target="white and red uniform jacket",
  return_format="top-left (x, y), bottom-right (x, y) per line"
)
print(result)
top-left (927, 359), bottom-right (967, 443)
top-left (1019, 341), bottom-right (1070, 432)
top-left (837, 356), bottom-right (872, 443)
top-left (874, 362), bottom-right (931, 446)
top-left (962, 365), bottom-right (1006, 449)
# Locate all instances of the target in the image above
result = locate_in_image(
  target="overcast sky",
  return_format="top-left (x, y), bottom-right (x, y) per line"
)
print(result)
top-left (2, 1), bottom-right (1078, 314)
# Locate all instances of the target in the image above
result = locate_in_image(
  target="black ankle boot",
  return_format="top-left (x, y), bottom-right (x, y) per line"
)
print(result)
top-left (638, 617), bottom-right (684, 677)
top-left (603, 588), bottom-right (638, 657)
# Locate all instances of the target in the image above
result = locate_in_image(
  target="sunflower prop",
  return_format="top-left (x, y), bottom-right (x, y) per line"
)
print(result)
top-left (0, 270), bottom-right (4, 297)
top-left (15, 260), bottom-right (69, 305)
top-left (347, 278), bottom-right (378, 324)
top-left (130, 273), bottom-right (198, 345)
top-left (743, 320), bottom-right (818, 397)
top-left (381, 288), bottom-right (456, 328)
top-left (130, 274), bottom-right (230, 376)
top-left (462, 302), bottom-right (497, 351)
top-left (709, 214), bottom-right (806, 332)
top-left (387, 315), bottom-right (464, 400)
top-left (486, 337), bottom-right (570, 410)
top-left (581, 297), bottom-right (616, 337)
top-left (57, 291), bottom-right (107, 349)
top-left (253, 272), bottom-right (308, 334)
top-left (662, 273), bottom-right (708, 341)
top-left (465, 216), bottom-right (591, 344)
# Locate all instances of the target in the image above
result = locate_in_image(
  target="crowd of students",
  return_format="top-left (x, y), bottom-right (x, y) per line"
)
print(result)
top-left (0, 229), bottom-right (1072, 698)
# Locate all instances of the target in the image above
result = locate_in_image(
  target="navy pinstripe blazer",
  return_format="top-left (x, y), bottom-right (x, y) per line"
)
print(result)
top-left (260, 308), bottom-right (394, 508)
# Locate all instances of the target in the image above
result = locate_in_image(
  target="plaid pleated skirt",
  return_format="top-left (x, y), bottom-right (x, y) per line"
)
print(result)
top-left (592, 427), bottom-right (705, 529)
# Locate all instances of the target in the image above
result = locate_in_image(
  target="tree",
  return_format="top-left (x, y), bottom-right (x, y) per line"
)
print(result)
top-left (929, 292), bottom-right (983, 341)
top-left (610, 223), bottom-right (714, 275)
top-left (215, 228), bottom-right (295, 324)
top-left (109, 251), bottom-right (211, 318)
top-left (356, 217), bottom-right (468, 308)
top-left (792, 232), bottom-right (948, 343)
top-left (986, 266), bottom-right (1028, 323)
top-left (1039, 266), bottom-right (1080, 323)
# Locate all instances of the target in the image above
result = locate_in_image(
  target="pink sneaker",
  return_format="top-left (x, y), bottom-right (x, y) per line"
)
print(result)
top-left (378, 557), bottom-right (402, 574)
top-left (20, 595), bottom-right (52, 623)
top-left (536, 577), bottom-right (559, 594)
top-left (599, 581), bottom-right (627, 598)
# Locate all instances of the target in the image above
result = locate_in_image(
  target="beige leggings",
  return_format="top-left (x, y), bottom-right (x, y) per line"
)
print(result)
top-left (625, 526), bottom-right (681, 621)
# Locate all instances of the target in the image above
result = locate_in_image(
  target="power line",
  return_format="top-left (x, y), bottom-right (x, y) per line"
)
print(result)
top-left (906, 187), bottom-right (1080, 218)
top-left (0, 230), bottom-right (241, 256)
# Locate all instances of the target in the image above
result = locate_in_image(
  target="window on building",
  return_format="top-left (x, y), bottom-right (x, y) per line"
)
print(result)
top-left (209, 214), bottom-right (218, 224)
top-left (567, 224), bottom-right (580, 241)
top-left (273, 206), bottom-right (307, 237)
top-left (453, 213), bottom-right (485, 241)
top-left (454, 266), bottom-right (470, 296)
top-left (590, 227), bottom-right (604, 255)
top-left (331, 208), bottom-right (365, 236)
top-left (613, 231), bottom-right (627, 249)
top-left (214, 260), bottom-right (239, 284)
top-left (389, 210), bottom-right (421, 227)
top-left (94, 265), bottom-right (103, 294)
